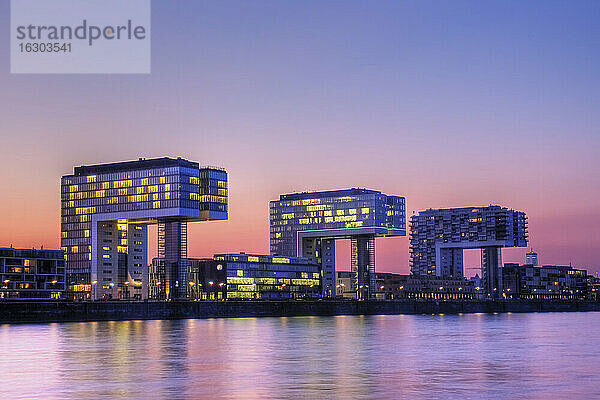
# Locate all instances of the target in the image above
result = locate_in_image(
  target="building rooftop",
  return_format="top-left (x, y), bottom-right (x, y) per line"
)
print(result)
top-left (0, 247), bottom-right (64, 259)
top-left (70, 157), bottom-right (199, 176)
top-left (277, 188), bottom-right (387, 201)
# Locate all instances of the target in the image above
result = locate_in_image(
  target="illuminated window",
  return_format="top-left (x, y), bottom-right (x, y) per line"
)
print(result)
top-left (153, 201), bottom-right (160, 209)
top-left (159, 177), bottom-right (166, 184)
top-left (217, 264), bottom-right (223, 270)
top-left (141, 178), bottom-right (149, 186)
top-left (102, 246), bottom-right (111, 251)
top-left (102, 254), bottom-right (111, 259)
top-left (102, 181), bottom-right (110, 189)
top-left (87, 175), bottom-right (97, 183)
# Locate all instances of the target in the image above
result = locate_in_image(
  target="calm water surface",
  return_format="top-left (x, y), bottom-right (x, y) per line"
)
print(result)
top-left (1, 312), bottom-right (599, 399)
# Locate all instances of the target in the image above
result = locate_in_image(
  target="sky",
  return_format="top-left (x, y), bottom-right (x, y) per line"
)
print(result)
top-left (0, 0), bottom-right (599, 275)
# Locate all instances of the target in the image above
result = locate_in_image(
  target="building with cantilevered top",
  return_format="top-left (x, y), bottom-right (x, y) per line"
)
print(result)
top-left (61, 157), bottom-right (227, 300)
top-left (270, 188), bottom-right (405, 298)
top-left (409, 205), bottom-right (527, 297)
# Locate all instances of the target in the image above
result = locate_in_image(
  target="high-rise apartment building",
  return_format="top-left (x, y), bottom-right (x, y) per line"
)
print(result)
top-left (410, 206), bottom-right (527, 297)
top-left (270, 188), bottom-right (405, 298)
top-left (61, 157), bottom-right (227, 300)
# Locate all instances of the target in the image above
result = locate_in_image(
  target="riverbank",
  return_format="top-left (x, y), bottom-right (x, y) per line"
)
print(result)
top-left (1, 299), bottom-right (599, 323)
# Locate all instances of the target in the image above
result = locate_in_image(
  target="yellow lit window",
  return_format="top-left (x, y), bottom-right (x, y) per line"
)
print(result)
top-left (87, 175), bottom-right (97, 183)
top-left (71, 246), bottom-right (78, 253)
top-left (68, 200), bottom-right (75, 208)
top-left (118, 188), bottom-right (128, 196)
top-left (237, 270), bottom-right (243, 277)
top-left (95, 190), bottom-right (105, 198)
top-left (84, 230), bottom-right (90, 237)
top-left (75, 207), bottom-right (96, 215)
top-left (102, 246), bottom-right (111, 251)
top-left (190, 176), bottom-right (199, 185)
top-left (141, 178), bottom-right (149, 186)
top-left (159, 177), bottom-right (166, 184)
top-left (61, 231), bottom-right (67, 238)
top-left (361, 208), bottom-right (370, 214)
top-left (247, 256), bottom-right (259, 262)
top-left (148, 185), bottom-right (158, 193)
top-left (69, 185), bottom-right (78, 192)
top-left (153, 193), bottom-right (159, 200)
top-left (102, 181), bottom-right (110, 189)
top-left (102, 254), bottom-right (111, 259)
top-left (80, 215), bottom-right (88, 222)
top-left (153, 201), bottom-right (160, 209)
top-left (164, 183), bottom-right (170, 191)
top-left (165, 192), bottom-right (170, 200)
top-left (136, 186), bottom-right (144, 194)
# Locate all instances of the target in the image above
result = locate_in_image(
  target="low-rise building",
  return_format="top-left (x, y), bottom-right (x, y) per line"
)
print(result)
top-left (149, 253), bottom-right (321, 300)
top-left (380, 274), bottom-right (476, 300)
top-left (336, 271), bottom-right (477, 300)
top-left (0, 247), bottom-right (65, 299)
top-left (502, 263), bottom-right (588, 300)
top-left (588, 275), bottom-right (600, 301)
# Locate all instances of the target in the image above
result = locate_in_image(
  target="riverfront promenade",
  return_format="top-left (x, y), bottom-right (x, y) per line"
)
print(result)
top-left (1, 300), bottom-right (599, 324)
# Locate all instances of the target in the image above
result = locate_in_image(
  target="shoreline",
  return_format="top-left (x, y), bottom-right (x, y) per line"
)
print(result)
top-left (1, 299), bottom-right (599, 324)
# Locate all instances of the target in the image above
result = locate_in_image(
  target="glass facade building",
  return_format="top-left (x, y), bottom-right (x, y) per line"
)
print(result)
top-left (149, 254), bottom-right (321, 300)
top-left (270, 188), bottom-right (405, 298)
top-left (61, 157), bottom-right (227, 300)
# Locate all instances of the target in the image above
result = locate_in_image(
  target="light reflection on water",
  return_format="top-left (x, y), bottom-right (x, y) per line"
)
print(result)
top-left (1, 312), bottom-right (599, 399)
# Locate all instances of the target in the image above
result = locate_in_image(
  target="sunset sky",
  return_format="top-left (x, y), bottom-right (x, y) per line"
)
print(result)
top-left (1, 1), bottom-right (599, 275)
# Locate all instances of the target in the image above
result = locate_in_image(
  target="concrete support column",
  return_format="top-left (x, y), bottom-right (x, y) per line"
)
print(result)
top-left (438, 248), bottom-right (464, 278)
top-left (302, 237), bottom-right (336, 298)
top-left (158, 220), bottom-right (188, 299)
top-left (482, 246), bottom-right (502, 298)
top-left (352, 235), bottom-right (375, 300)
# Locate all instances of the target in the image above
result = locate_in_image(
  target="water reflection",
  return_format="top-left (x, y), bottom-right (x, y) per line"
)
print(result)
top-left (1, 313), bottom-right (599, 399)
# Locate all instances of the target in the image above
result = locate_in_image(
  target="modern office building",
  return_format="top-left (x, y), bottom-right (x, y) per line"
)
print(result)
top-left (502, 263), bottom-right (588, 300)
top-left (61, 157), bottom-right (227, 300)
top-left (525, 250), bottom-right (539, 266)
top-left (0, 247), bottom-right (65, 299)
top-left (410, 206), bottom-right (527, 297)
top-left (149, 253), bottom-right (321, 300)
top-left (270, 188), bottom-right (405, 298)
